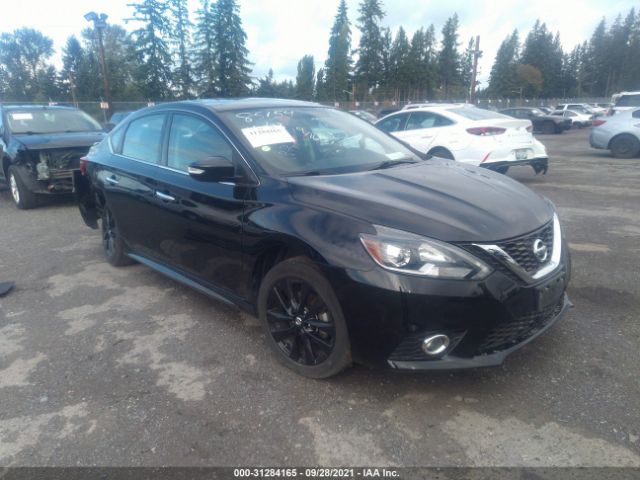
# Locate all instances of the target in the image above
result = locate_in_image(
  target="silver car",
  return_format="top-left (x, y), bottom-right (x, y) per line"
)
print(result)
top-left (590, 108), bottom-right (640, 158)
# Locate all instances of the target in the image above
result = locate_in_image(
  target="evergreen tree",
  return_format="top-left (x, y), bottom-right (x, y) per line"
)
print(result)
top-left (520, 20), bottom-right (564, 97)
top-left (582, 18), bottom-right (608, 95)
top-left (460, 37), bottom-right (476, 100)
top-left (438, 14), bottom-right (462, 99)
top-left (295, 55), bottom-right (315, 100)
top-left (324, 0), bottom-right (352, 101)
top-left (487, 30), bottom-right (519, 98)
top-left (128, 0), bottom-right (174, 100)
top-left (354, 0), bottom-right (385, 99)
top-left (620, 9), bottom-right (640, 90)
top-left (170, 0), bottom-right (193, 98)
top-left (211, 0), bottom-right (253, 96)
top-left (389, 27), bottom-right (411, 101)
top-left (379, 27), bottom-right (393, 99)
top-left (315, 68), bottom-right (328, 101)
top-left (193, 0), bottom-right (217, 96)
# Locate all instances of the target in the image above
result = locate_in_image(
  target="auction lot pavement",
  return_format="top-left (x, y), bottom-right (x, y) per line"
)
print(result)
top-left (0, 128), bottom-right (639, 467)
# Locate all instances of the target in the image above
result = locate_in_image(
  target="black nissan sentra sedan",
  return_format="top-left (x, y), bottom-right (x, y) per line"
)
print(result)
top-left (75, 98), bottom-right (571, 378)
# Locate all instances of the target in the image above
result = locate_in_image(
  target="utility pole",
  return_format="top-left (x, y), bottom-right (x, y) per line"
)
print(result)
top-left (85, 12), bottom-right (112, 118)
top-left (469, 35), bottom-right (481, 104)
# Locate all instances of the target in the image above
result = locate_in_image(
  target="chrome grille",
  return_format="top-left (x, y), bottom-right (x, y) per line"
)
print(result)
top-left (498, 222), bottom-right (553, 274)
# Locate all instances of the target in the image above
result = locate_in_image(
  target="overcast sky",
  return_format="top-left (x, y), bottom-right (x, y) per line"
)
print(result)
top-left (0, 0), bottom-right (636, 87)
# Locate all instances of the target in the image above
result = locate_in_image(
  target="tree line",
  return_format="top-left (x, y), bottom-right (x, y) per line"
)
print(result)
top-left (0, 0), bottom-right (638, 106)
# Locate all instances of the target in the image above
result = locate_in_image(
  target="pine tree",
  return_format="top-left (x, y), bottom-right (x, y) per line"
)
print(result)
top-left (211, 0), bottom-right (252, 97)
top-left (170, 0), bottom-right (193, 99)
top-left (389, 27), bottom-right (411, 101)
top-left (488, 30), bottom-right (519, 98)
top-left (354, 0), bottom-right (385, 99)
top-left (324, 0), bottom-right (352, 101)
top-left (193, 0), bottom-right (217, 96)
top-left (520, 20), bottom-right (564, 97)
top-left (128, 0), bottom-right (174, 100)
top-left (438, 14), bottom-right (462, 99)
top-left (620, 9), bottom-right (640, 90)
top-left (296, 55), bottom-right (315, 100)
top-left (460, 37), bottom-right (476, 100)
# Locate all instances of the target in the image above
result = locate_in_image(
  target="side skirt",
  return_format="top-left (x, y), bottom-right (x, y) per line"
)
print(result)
top-left (128, 253), bottom-right (255, 314)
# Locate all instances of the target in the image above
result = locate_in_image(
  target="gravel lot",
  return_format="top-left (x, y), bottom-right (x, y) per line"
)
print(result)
top-left (0, 128), bottom-right (639, 467)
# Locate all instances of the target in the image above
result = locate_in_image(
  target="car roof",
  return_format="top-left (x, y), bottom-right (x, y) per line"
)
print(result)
top-left (0, 104), bottom-right (80, 111)
top-left (166, 98), bottom-right (323, 112)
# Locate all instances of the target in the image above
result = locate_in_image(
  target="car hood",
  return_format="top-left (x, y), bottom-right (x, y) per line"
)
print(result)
top-left (13, 132), bottom-right (106, 150)
top-left (287, 160), bottom-right (554, 243)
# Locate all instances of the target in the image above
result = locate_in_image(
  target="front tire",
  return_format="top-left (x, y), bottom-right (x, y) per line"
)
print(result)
top-left (610, 134), bottom-right (640, 159)
top-left (101, 207), bottom-right (134, 267)
top-left (8, 166), bottom-right (38, 209)
top-left (258, 257), bottom-right (351, 378)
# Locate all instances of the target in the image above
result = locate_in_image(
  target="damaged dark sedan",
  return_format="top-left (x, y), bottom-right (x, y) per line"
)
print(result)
top-left (76, 98), bottom-right (572, 378)
top-left (0, 105), bottom-right (105, 209)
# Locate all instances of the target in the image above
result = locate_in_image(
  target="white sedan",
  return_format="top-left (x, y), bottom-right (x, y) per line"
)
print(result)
top-left (375, 104), bottom-right (549, 174)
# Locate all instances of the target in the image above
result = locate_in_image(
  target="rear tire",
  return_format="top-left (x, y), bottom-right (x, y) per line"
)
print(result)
top-left (428, 148), bottom-right (454, 160)
top-left (258, 257), bottom-right (351, 379)
top-left (101, 207), bottom-right (134, 267)
top-left (8, 166), bottom-right (38, 209)
top-left (610, 134), bottom-right (640, 159)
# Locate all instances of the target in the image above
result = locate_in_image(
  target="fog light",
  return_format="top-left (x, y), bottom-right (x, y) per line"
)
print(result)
top-left (422, 334), bottom-right (450, 356)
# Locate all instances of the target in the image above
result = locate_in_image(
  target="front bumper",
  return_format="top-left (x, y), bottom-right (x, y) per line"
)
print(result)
top-left (327, 235), bottom-right (571, 370)
top-left (388, 293), bottom-right (571, 370)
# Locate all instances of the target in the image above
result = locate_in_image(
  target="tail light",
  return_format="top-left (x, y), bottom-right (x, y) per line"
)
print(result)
top-left (466, 127), bottom-right (506, 136)
top-left (79, 156), bottom-right (89, 175)
top-left (592, 119), bottom-right (607, 127)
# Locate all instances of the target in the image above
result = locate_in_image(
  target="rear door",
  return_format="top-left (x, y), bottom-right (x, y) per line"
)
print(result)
top-left (148, 112), bottom-right (249, 296)
top-left (102, 113), bottom-right (169, 257)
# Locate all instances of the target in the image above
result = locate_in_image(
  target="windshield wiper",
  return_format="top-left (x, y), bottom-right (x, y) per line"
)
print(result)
top-left (369, 159), bottom-right (418, 171)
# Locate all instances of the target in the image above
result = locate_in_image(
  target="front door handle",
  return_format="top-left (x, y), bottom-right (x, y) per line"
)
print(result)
top-left (105, 175), bottom-right (119, 185)
top-left (155, 191), bottom-right (176, 202)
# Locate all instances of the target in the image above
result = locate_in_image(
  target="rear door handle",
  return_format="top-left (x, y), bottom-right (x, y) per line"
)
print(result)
top-left (105, 175), bottom-right (119, 185)
top-left (155, 191), bottom-right (176, 202)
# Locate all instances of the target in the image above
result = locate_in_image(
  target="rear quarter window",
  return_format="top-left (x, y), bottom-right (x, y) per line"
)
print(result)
top-left (121, 114), bottom-right (166, 163)
top-left (447, 107), bottom-right (508, 121)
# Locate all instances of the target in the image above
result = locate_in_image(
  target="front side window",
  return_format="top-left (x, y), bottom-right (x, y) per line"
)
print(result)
top-left (122, 114), bottom-right (165, 163)
top-left (167, 114), bottom-right (233, 171)
top-left (221, 107), bottom-right (421, 176)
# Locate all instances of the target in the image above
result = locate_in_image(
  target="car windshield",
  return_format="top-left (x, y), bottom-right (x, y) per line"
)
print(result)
top-left (6, 109), bottom-right (102, 134)
top-left (220, 107), bottom-right (422, 176)
top-left (447, 107), bottom-right (508, 121)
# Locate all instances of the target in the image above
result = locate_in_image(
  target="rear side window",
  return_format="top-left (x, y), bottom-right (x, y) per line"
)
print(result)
top-left (617, 95), bottom-right (640, 107)
top-left (406, 111), bottom-right (453, 129)
top-left (122, 114), bottom-right (166, 163)
top-left (377, 114), bottom-right (407, 132)
top-left (167, 114), bottom-right (233, 172)
top-left (447, 107), bottom-right (507, 121)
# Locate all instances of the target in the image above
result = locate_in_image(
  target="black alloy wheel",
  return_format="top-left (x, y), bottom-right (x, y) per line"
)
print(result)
top-left (266, 278), bottom-right (336, 366)
top-left (101, 207), bottom-right (134, 266)
top-left (258, 257), bottom-right (351, 378)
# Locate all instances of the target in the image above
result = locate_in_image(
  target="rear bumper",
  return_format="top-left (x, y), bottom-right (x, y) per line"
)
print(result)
top-left (482, 157), bottom-right (549, 173)
top-left (387, 293), bottom-right (572, 370)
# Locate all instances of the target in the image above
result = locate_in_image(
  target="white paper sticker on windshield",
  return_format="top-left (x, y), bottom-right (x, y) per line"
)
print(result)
top-left (241, 125), bottom-right (295, 148)
top-left (386, 152), bottom-right (407, 160)
top-left (10, 113), bottom-right (33, 120)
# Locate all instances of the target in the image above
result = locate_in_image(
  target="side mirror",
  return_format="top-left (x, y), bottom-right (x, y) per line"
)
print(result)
top-left (188, 156), bottom-right (236, 182)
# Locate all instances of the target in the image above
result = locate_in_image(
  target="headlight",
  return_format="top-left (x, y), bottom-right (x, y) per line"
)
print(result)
top-left (360, 225), bottom-right (492, 280)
